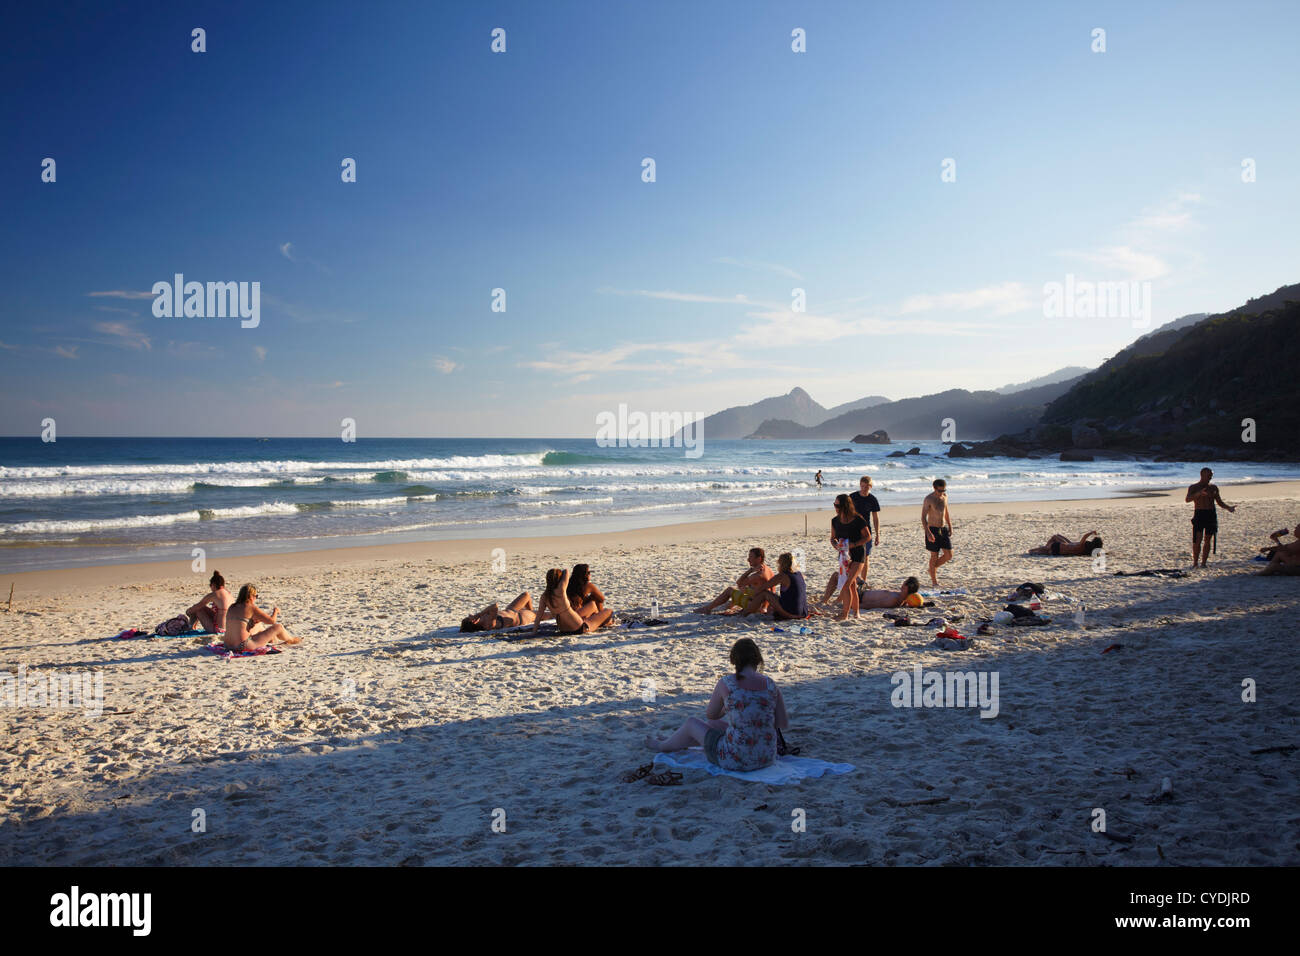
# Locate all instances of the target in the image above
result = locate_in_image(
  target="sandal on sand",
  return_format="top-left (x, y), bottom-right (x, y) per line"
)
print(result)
top-left (620, 763), bottom-right (654, 783)
top-left (647, 770), bottom-right (683, 786)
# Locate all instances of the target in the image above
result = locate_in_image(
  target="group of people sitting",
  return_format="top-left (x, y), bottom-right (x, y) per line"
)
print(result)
top-left (186, 572), bottom-right (301, 651)
top-left (460, 564), bottom-right (616, 634)
top-left (694, 544), bottom-right (922, 622)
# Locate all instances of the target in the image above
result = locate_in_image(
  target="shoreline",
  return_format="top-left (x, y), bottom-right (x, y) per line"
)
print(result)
top-left (7, 478), bottom-right (1297, 599)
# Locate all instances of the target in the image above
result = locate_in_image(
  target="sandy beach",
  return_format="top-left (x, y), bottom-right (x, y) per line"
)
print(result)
top-left (2, 482), bottom-right (1298, 866)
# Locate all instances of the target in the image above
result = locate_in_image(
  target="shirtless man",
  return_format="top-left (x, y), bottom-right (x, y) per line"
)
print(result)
top-left (696, 547), bottom-right (774, 614)
top-left (922, 479), bottom-right (953, 586)
top-left (1257, 523), bottom-right (1300, 576)
top-left (186, 571), bottom-right (232, 634)
top-left (859, 576), bottom-right (921, 610)
top-left (1185, 468), bottom-right (1236, 568)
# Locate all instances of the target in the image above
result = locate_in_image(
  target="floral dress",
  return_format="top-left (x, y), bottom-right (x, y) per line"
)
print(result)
top-left (714, 674), bottom-right (778, 772)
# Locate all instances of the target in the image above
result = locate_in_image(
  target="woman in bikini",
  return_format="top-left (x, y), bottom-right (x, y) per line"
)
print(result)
top-left (460, 592), bottom-right (538, 632)
top-left (223, 584), bottom-right (300, 651)
top-left (537, 568), bottom-right (613, 635)
top-left (565, 563), bottom-right (610, 622)
top-left (186, 570), bottom-right (232, 634)
top-left (1028, 530), bottom-right (1103, 557)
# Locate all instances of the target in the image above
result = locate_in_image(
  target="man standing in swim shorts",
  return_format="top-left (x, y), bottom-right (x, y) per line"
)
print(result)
top-left (922, 479), bottom-right (953, 586)
top-left (1186, 467), bottom-right (1235, 568)
top-left (850, 475), bottom-right (881, 584)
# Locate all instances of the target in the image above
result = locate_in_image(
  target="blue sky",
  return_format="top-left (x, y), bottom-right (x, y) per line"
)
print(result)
top-left (2, 0), bottom-right (1297, 437)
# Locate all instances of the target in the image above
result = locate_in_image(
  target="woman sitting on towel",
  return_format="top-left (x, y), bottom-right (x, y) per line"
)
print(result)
top-left (224, 584), bottom-right (300, 651)
top-left (644, 638), bottom-right (789, 773)
top-left (460, 592), bottom-right (538, 632)
top-left (739, 552), bottom-right (807, 620)
top-left (537, 568), bottom-right (613, 635)
top-left (186, 570), bottom-right (232, 633)
top-left (1028, 530), bottom-right (1103, 557)
top-left (565, 563), bottom-right (608, 621)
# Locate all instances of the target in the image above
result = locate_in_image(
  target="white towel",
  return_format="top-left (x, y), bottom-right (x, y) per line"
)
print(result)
top-left (652, 747), bottom-right (855, 785)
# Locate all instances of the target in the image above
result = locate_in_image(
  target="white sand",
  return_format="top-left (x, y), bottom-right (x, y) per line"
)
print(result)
top-left (2, 483), bottom-right (1298, 865)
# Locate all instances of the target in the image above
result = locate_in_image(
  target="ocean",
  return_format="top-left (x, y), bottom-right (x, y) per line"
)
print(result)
top-left (2, 436), bottom-right (1297, 573)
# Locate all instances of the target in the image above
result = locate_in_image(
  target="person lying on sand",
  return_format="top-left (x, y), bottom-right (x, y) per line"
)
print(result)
top-left (739, 552), bottom-right (807, 620)
top-left (695, 547), bottom-right (773, 614)
top-left (1028, 530), bottom-right (1103, 557)
top-left (643, 638), bottom-right (789, 773)
top-left (1259, 526), bottom-right (1296, 561)
top-left (858, 576), bottom-right (922, 610)
top-left (1257, 524), bottom-right (1300, 576)
top-left (538, 568), bottom-right (613, 634)
top-left (224, 584), bottom-right (300, 651)
top-left (461, 592), bottom-right (538, 632)
top-left (186, 570), bottom-right (231, 633)
top-left (565, 563), bottom-right (609, 622)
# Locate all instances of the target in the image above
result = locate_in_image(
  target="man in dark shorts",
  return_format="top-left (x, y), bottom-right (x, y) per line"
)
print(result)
top-left (850, 475), bottom-right (881, 584)
top-left (1185, 467), bottom-right (1236, 568)
top-left (921, 478), bottom-right (953, 586)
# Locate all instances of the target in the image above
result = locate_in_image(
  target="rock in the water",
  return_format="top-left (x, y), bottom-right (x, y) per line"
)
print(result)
top-left (906, 447), bottom-right (921, 455)
top-left (851, 430), bottom-right (890, 444)
top-left (1060, 450), bottom-right (1095, 462)
top-left (887, 450), bottom-right (906, 458)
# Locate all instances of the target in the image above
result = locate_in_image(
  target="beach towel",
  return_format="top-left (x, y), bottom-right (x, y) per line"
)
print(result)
top-left (919, 587), bottom-right (969, 598)
top-left (652, 747), bottom-right (855, 785)
top-left (1113, 569), bottom-right (1188, 579)
top-left (204, 641), bottom-right (281, 659)
top-left (115, 627), bottom-right (215, 640)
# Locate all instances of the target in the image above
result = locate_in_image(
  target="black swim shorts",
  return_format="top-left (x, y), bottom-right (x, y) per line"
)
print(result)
top-left (1192, 510), bottom-right (1218, 535)
top-left (926, 526), bottom-right (952, 553)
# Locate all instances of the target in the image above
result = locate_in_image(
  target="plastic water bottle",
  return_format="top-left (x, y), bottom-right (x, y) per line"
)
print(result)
top-left (1073, 604), bottom-right (1086, 628)
top-left (790, 625), bottom-right (813, 635)
top-left (650, 598), bottom-right (659, 618)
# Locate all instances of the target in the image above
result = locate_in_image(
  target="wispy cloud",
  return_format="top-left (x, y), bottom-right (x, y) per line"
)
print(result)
top-left (279, 241), bottom-right (331, 274)
top-left (53, 345), bottom-right (79, 359)
top-left (598, 287), bottom-right (751, 305)
top-left (253, 345), bottom-right (267, 362)
top-left (93, 321), bottom-right (151, 350)
top-left (432, 357), bottom-right (458, 374)
top-left (86, 290), bottom-right (154, 300)
top-left (714, 257), bottom-right (804, 281)
top-left (1064, 245), bottom-right (1169, 282)
top-left (897, 281), bottom-right (1036, 316)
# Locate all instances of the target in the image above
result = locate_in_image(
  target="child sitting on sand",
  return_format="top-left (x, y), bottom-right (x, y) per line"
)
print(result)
top-left (644, 638), bottom-right (789, 773)
top-left (224, 585), bottom-right (300, 651)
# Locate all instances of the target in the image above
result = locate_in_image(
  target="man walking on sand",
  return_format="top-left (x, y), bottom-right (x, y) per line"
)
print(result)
top-left (850, 475), bottom-right (881, 584)
top-left (1186, 467), bottom-right (1235, 568)
top-left (922, 479), bottom-right (953, 586)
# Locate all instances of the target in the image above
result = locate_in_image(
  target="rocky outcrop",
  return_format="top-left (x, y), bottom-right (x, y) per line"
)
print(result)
top-left (852, 430), bottom-right (890, 444)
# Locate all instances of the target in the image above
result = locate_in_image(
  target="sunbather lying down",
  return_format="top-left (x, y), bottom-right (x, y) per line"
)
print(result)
top-left (858, 576), bottom-right (921, 609)
top-left (1028, 531), bottom-right (1103, 556)
top-left (461, 592), bottom-right (538, 632)
top-left (1258, 526), bottom-right (1300, 576)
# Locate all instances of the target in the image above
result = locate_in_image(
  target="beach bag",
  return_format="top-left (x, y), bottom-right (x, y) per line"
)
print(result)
top-left (154, 614), bottom-right (190, 636)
